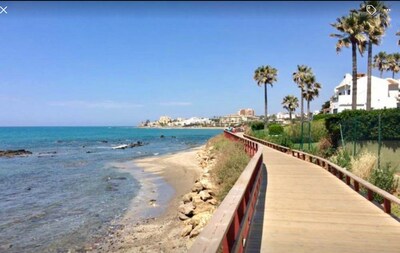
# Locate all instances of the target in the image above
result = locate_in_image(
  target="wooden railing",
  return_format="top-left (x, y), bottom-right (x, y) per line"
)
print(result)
top-left (189, 131), bottom-right (263, 253)
top-left (244, 134), bottom-right (400, 218)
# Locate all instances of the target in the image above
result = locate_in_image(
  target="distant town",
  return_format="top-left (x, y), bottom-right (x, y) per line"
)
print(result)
top-left (138, 108), bottom-right (315, 128)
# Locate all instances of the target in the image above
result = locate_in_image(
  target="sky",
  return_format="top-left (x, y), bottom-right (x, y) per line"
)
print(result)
top-left (0, 1), bottom-right (399, 126)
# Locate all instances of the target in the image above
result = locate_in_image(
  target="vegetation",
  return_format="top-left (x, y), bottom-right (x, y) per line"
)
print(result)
top-left (253, 65), bottom-right (278, 129)
top-left (370, 163), bottom-right (399, 202)
top-left (324, 109), bottom-right (400, 147)
top-left (350, 151), bottom-right (377, 180)
top-left (330, 148), bottom-right (352, 169)
top-left (281, 95), bottom-right (299, 121)
top-left (250, 121), bottom-right (265, 131)
top-left (209, 135), bottom-right (250, 201)
top-left (268, 124), bottom-right (284, 135)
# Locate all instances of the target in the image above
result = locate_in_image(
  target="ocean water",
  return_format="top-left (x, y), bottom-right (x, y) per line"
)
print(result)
top-left (0, 127), bottom-right (221, 252)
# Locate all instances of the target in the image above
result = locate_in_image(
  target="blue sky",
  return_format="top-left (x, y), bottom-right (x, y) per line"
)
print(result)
top-left (0, 1), bottom-right (399, 126)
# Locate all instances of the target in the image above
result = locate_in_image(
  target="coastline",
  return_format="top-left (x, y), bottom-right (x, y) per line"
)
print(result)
top-left (96, 146), bottom-right (204, 252)
top-left (137, 126), bottom-right (225, 130)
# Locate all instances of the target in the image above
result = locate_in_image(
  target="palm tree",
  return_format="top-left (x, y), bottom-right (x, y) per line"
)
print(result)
top-left (293, 65), bottom-right (312, 150)
top-left (373, 51), bottom-right (389, 77)
top-left (254, 65), bottom-right (278, 129)
top-left (387, 53), bottom-right (400, 78)
top-left (303, 75), bottom-right (322, 121)
top-left (331, 11), bottom-right (368, 110)
top-left (281, 95), bottom-right (299, 121)
top-left (359, 1), bottom-right (390, 110)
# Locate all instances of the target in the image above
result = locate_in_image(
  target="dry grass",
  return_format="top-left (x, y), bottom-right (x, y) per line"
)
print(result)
top-left (350, 151), bottom-right (377, 180)
top-left (208, 135), bottom-right (250, 201)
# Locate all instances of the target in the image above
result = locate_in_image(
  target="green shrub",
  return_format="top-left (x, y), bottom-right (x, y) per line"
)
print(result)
top-left (268, 124), bottom-right (284, 135)
top-left (250, 121), bottom-right (265, 131)
top-left (330, 148), bottom-right (352, 170)
top-left (369, 163), bottom-right (399, 203)
top-left (283, 120), bottom-right (327, 143)
top-left (325, 108), bottom-right (400, 147)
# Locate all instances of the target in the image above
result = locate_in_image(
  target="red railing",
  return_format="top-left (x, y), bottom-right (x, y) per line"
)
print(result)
top-left (189, 131), bottom-right (263, 253)
top-left (244, 134), bottom-right (400, 218)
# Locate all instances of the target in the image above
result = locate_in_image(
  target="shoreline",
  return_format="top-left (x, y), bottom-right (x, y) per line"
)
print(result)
top-left (96, 146), bottom-right (205, 252)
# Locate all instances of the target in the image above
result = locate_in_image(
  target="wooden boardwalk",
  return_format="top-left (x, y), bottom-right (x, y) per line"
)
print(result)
top-left (240, 135), bottom-right (400, 253)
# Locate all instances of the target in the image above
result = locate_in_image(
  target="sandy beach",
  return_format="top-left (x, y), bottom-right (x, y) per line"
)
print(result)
top-left (96, 146), bottom-right (204, 252)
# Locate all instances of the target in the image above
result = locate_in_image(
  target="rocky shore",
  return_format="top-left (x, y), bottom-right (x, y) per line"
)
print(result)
top-left (0, 149), bottom-right (32, 158)
top-left (178, 145), bottom-right (218, 238)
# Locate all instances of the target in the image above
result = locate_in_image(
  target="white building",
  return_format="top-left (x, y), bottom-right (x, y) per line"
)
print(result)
top-left (331, 73), bottom-right (400, 114)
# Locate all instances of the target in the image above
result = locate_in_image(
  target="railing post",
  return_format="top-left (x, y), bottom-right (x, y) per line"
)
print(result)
top-left (367, 189), bottom-right (373, 201)
top-left (354, 181), bottom-right (360, 192)
top-left (384, 199), bottom-right (391, 214)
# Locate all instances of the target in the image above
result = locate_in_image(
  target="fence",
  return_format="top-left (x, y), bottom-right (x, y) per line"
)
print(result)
top-left (189, 131), bottom-right (263, 253)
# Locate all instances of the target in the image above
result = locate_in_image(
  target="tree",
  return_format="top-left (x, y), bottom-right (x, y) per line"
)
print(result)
top-left (359, 1), bottom-right (390, 110)
top-left (253, 65), bottom-right (278, 129)
top-left (331, 11), bottom-right (368, 110)
top-left (281, 95), bottom-right (299, 121)
top-left (293, 65), bottom-right (313, 150)
top-left (373, 51), bottom-right (389, 77)
top-left (387, 53), bottom-right (400, 78)
top-left (303, 75), bottom-right (322, 121)
top-left (320, 100), bottom-right (331, 114)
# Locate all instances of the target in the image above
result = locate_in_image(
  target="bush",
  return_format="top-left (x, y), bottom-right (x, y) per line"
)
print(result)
top-left (325, 108), bottom-right (400, 147)
top-left (268, 124), bottom-right (284, 135)
top-left (250, 121), bottom-right (265, 131)
top-left (330, 148), bottom-right (352, 170)
top-left (350, 151), bottom-right (377, 180)
top-left (317, 137), bottom-right (334, 158)
top-left (369, 163), bottom-right (399, 203)
top-left (283, 120), bottom-right (328, 143)
top-left (267, 133), bottom-right (294, 149)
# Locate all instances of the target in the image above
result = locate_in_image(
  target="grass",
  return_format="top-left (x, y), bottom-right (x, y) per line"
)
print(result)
top-left (208, 134), bottom-right (250, 201)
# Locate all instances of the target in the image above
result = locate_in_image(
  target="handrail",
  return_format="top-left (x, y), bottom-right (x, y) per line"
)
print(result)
top-left (189, 131), bottom-right (263, 253)
top-left (244, 134), bottom-right (400, 217)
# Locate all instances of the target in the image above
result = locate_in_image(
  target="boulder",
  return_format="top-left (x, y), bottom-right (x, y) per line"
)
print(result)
top-left (182, 193), bottom-right (193, 203)
top-left (0, 149), bottom-right (32, 158)
top-left (193, 202), bottom-right (215, 215)
top-left (207, 198), bottom-right (218, 205)
top-left (181, 225), bottom-right (193, 237)
top-left (199, 191), bottom-right (212, 201)
top-left (178, 212), bottom-right (190, 221)
top-left (189, 226), bottom-right (202, 238)
top-left (178, 202), bottom-right (195, 216)
top-left (191, 182), bottom-right (203, 193)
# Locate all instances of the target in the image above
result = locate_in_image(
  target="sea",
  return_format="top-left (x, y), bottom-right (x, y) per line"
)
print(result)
top-left (0, 127), bottom-right (221, 252)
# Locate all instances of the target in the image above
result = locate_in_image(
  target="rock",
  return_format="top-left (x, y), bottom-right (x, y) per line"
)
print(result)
top-left (149, 199), bottom-right (156, 206)
top-left (199, 190), bottom-right (212, 201)
top-left (193, 202), bottom-right (215, 215)
top-left (178, 202), bottom-right (195, 216)
top-left (191, 182), bottom-right (203, 193)
top-left (160, 135), bottom-right (165, 138)
top-left (189, 226), bottom-right (202, 238)
top-left (101, 140), bottom-right (108, 143)
top-left (25, 187), bottom-right (32, 191)
top-left (182, 193), bottom-right (193, 203)
top-left (207, 199), bottom-right (218, 205)
top-left (192, 195), bottom-right (203, 206)
top-left (200, 179), bottom-right (212, 190)
top-left (0, 149), bottom-right (32, 158)
top-left (86, 151), bottom-right (92, 154)
top-left (178, 212), bottom-right (190, 221)
top-left (181, 225), bottom-right (193, 237)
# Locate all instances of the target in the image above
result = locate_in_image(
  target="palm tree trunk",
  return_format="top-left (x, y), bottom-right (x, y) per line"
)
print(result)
top-left (307, 100), bottom-right (311, 121)
top-left (300, 88), bottom-right (304, 149)
top-left (392, 71), bottom-right (395, 79)
top-left (264, 84), bottom-right (268, 129)
top-left (380, 70), bottom-right (383, 78)
top-left (351, 41), bottom-right (358, 110)
top-left (289, 110), bottom-right (292, 121)
top-left (366, 41), bottom-right (372, 111)
top-left (307, 100), bottom-right (311, 150)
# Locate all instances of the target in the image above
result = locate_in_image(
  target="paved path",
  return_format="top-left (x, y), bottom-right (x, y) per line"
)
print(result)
top-left (237, 133), bottom-right (400, 253)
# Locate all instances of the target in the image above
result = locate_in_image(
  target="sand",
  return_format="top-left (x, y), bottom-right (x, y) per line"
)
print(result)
top-left (94, 146), bottom-right (204, 252)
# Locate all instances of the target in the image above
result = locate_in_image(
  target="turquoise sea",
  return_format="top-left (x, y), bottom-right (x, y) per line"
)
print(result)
top-left (0, 127), bottom-right (221, 252)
